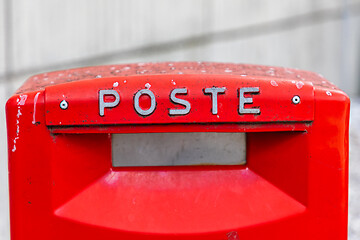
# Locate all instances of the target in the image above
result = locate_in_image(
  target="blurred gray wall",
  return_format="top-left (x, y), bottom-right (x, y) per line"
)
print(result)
top-left (1, 1), bottom-right (360, 240)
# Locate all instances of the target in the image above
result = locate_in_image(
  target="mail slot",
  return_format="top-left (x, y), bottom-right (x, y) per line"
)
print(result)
top-left (6, 62), bottom-right (349, 240)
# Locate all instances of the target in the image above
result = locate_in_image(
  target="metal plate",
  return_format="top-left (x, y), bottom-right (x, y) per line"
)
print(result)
top-left (112, 132), bottom-right (246, 167)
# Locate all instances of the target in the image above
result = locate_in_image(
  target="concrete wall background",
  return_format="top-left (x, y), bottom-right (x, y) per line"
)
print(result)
top-left (1, 0), bottom-right (360, 239)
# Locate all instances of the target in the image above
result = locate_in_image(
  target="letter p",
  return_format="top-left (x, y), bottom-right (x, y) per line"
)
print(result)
top-left (99, 90), bottom-right (120, 116)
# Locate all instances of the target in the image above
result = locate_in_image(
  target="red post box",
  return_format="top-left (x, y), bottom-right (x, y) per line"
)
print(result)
top-left (6, 62), bottom-right (349, 240)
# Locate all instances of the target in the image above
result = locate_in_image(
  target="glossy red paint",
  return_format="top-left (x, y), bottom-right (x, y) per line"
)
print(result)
top-left (6, 62), bottom-right (349, 240)
top-left (45, 75), bottom-right (314, 125)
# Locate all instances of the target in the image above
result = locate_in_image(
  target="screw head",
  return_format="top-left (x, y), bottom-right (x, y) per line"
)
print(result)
top-left (60, 100), bottom-right (68, 110)
top-left (292, 95), bottom-right (301, 104)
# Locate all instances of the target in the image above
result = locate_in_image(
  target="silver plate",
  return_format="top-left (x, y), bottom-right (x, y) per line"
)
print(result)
top-left (112, 132), bottom-right (246, 167)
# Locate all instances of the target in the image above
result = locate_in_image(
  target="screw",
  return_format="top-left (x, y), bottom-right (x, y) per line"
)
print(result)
top-left (60, 100), bottom-right (68, 110)
top-left (292, 95), bottom-right (300, 104)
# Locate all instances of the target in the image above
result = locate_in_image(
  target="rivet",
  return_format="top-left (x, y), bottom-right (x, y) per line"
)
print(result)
top-left (292, 95), bottom-right (301, 104)
top-left (60, 100), bottom-right (68, 110)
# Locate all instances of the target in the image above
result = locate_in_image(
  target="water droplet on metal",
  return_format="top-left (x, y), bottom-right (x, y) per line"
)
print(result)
top-left (296, 81), bottom-right (304, 89)
top-left (270, 80), bottom-right (278, 87)
top-left (266, 70), bottom-right (275, 76)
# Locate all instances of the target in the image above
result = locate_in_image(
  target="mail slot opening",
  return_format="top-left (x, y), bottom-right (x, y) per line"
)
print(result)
top-left (111, 132), bottom-right (246, 167)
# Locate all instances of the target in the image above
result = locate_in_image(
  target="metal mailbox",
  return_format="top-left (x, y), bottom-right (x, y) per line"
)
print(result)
top-left (6, 62), bottom-right (349, 240)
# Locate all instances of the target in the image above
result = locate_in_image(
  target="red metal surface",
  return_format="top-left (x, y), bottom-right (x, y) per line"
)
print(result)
top-left (44, 75), bottom-right (314, 126)
top-left (6, 62), bottom-right (349, 240)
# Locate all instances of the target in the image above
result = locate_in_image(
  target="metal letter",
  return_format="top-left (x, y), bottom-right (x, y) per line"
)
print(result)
top-left (169, 88), bottom-right (191, 115)
top-left (239, 87), bottom-right (260, 114)
top-left (134, 89), bottom-right (156, 116)
top-left (204, 87), bottom-right (226, 114)
top-left (99, 90), bottom-right (120, 116)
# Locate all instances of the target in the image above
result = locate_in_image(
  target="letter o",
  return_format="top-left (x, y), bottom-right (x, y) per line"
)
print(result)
top-left (134, 89), bottom-right (156, 116)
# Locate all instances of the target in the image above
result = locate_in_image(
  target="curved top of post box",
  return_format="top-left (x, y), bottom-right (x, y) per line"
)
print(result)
top-left (17, 62), bottom-right (338, 94)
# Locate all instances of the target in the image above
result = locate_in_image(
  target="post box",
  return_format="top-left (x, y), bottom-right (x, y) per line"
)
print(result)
top-left (6, 62), bottom-right (349, 240)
